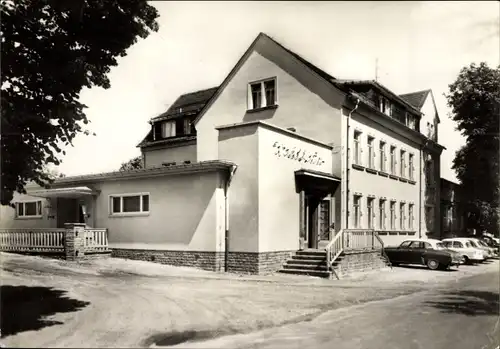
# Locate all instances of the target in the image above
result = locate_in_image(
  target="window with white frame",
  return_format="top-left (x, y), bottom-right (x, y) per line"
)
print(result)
top-left (390, 146), bottom-right (396, 174)
top-left (16, 201), bottom-right (42, 218)
top-left (161, 121), bottom-right (176, 138)
top-left (110, 193), bottom-right (150, 215)
top-left (367, 197), bottom-right (374, 229)
top-left (248, 78), bottom-right (277, 110)
top-left (400, 150), bottom-right (406, 178)
top-left (379, 199), bottom-right (386, 229)
top-left (367, 136), bottom-right (375, 169)
top-left (400, 202), bottom-right (406, 230)
top-left (353, 195), bottom-right (362, 228)
top-left (409, 153), bottom-right (415, 180)
top-left (409, 204), bottom-right (414, 230)
top-left (390, 201), bottom-right (396, 229)
top-left (379, 141), bottom-right (386, 172)
top-left (353, 131), bottom-right (362, 165)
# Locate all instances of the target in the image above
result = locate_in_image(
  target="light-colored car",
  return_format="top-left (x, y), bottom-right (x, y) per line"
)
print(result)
top-left (441, 238), bottom-right (485, 264)
top-left (425, 239), bottom-right (463, 264)
top-left (468, 238), bottom-right (496, 258)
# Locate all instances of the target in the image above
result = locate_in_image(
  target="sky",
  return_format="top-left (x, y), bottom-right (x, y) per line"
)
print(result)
top-left (56, 1), bottom-right (500, 183)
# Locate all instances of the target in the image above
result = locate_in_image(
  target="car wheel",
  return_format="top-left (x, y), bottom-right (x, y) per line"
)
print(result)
top-left (462, 256), bottom-right (470, 265)
top-left (426, 259), bottom-right (440, 270)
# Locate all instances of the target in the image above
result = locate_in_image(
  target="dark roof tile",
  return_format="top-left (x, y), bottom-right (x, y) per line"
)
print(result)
top-left (151, 87), bottom-right (218, 122)
top-left (399, 89), bottom-right (431, 110)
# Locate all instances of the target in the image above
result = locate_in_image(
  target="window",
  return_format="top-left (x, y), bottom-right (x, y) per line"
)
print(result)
top-left (161, 121), bottom-right (176, 138)
top-left (248, 78), bottom-right (277, 110)
top-left (390, 201), bottom-right (396, 229)
top-left (353, 195), bottom-right (361, 228)
top-left (408, 115), bottom-right (416, 130)
top-left (408, 241), bottom-right (423, 249)
top-left (183, 119), bottom-right (192, 135)
top-left (390, 146), bottom-right (396, 174)
top-left (110, 193), bottom-right (150, 216)
top-left (379, 199), bottom-right (386, 229)
top-left (408, 204), bottom-right (414, 230)
top-left (400, 150), bottom-right (406, 178)
top-left (16, 201), bottom-right (42, 218)
top-left (400, 203), bottom-right (406, 230)
top-left (379, 97), bottom-right (391, 115)
top-left (367, 137), bottom-right (375, 169)
top-left (425, 159), bottom-right (434, 187)
top-left (379, 141), bottom-right (386, 172)
top-left (353, 131), bottom-right (362, 165)
top-left (452, 241), bottom-right (463, 248)
top-left (400, 240), bottom-right (412, 248)
top-left (425, 206), bottom-right (434, 230)
top-left (367, 197), bottom-right (374, 228)
top-left (409, 154), bottom-right (415, 180)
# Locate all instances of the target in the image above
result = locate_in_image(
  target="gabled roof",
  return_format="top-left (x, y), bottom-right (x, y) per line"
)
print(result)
top-left (151, 87), bottom-right (218, 123)
top-left (193, 32), bottom-right (346, 125)
top-left (399, 89), bottom-right (440, 123)
top-left (399, 89), bottom-right (431, 110)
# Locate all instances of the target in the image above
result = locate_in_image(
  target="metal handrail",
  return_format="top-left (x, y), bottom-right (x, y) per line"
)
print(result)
top-left (374, 231), bottom-right (392, 269)
top-left (325, 229), bottom-right (344, 280)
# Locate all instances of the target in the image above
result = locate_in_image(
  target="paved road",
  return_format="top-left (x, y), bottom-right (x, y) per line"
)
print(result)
top-left (171, 268), bottom-right (500, 349)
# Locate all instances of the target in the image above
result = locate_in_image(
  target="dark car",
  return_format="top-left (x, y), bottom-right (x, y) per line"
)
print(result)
top-left (383, 239), bottom-right (461, 270)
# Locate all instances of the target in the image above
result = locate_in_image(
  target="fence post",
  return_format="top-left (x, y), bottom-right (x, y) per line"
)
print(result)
top-left (64, 223), bottom-right (86, 261)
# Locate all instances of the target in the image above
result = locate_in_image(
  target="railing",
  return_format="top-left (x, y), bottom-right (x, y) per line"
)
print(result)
top-left (325, 229), bottom-right (390, 278)
top-left (84, 228), bottom-right (109, 253)
top-left (0, 228), bottom-right (66, 253)
top-left (325, 230), bottom-right (344, 280)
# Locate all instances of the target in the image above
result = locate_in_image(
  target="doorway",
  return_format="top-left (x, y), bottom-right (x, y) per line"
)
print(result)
top-left (304, 195), bottom-right (331, 249)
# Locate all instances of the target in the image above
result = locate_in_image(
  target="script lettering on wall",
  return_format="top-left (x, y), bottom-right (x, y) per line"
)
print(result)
top-left (272, 141), bottom-right (326, 166)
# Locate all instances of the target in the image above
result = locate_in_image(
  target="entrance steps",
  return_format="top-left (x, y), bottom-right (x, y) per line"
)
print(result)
top-left (278, 249), bottom-right (332, 278)
top-left (279, 249), bottom-right (391, 279)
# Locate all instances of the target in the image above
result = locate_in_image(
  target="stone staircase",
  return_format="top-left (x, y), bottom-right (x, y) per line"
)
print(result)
top-left (278, 249), bottom-right (332, 278)
top-left (279, 249), bottom-right (391, 279)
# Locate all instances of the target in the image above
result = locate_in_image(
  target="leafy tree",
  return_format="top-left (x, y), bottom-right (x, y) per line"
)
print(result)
top-left (447, 62), bottom-right (500, 234)
top-left (119, 155), bottom-right (143, 171)
top-left (1, 0), bottom-right (159, 205)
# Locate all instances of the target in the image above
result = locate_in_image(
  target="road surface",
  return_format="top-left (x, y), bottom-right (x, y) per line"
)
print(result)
top-left (1, 253), bottom-right (498, 348)
top-left (171, 267), bottom-right (500, 349)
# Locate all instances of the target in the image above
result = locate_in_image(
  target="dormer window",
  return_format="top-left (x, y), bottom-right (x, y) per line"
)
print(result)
top-left (248, 78), bottom-right (277, 110)
top-left (153, 118), bottom-right (195, 141)
top-left (161, 121), bottom-right (176, 138)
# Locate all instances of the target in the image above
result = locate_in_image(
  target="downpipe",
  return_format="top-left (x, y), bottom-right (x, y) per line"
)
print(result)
top-left (419, 140), bottom-right (430, 239)
top-left (224, 165), bottom-right (237, 272)
top-left (345, 97), bottom-right (360, 230)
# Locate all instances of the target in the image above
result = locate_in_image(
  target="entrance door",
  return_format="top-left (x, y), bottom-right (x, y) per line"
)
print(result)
top-left (305, 196), bottom-right (330, 249)
top-left (318, 200), bottom-right (331, 241)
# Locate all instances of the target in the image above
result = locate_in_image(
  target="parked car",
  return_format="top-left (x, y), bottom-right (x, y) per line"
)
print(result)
top-left (468, 238), bottom-right (496, 258)
top-left (425, 239), bottom-right (463, 262)
top-left (383, 239), bottom-right (461, 270)
top-left (467, 238), bottom-right (495, 259)
top-left (441, 238), bottom-right (486, 264)
top-left (481, 236), bottom-right (500, 254)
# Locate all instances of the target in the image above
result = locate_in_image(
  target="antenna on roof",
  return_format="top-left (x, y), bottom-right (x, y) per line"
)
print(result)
top-left (375, 58), bottom-right (379, 82)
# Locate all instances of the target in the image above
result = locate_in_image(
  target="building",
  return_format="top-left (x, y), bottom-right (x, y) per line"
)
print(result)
top-left (440, 178), bottom-right (467, 238)
top-left (0, 33), bottom-right (445, 273)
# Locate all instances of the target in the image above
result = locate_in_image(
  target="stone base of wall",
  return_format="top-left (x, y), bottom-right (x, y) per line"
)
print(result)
top-left (335, 250), bottom-right (389, 277)
top-left (111, 249), bottom-right (225, 272)
top-left (227, 251), bottom-right (294, 275)
top-left (110, 249), bottom-right (293, 275)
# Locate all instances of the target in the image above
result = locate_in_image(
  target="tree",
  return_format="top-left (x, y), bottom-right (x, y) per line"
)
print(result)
top-left (119, 155), bottom-right (143, 171)
top-left (446, 62), bottom-right (500, 234)
top-left (1, 0), bottom-right (159, 205)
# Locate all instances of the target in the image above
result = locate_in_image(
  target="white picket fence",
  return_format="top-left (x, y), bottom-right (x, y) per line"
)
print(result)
top-left (0, 228), bottom-right (109, 254)
top-left (0, 228), bottom-right (66, 253)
